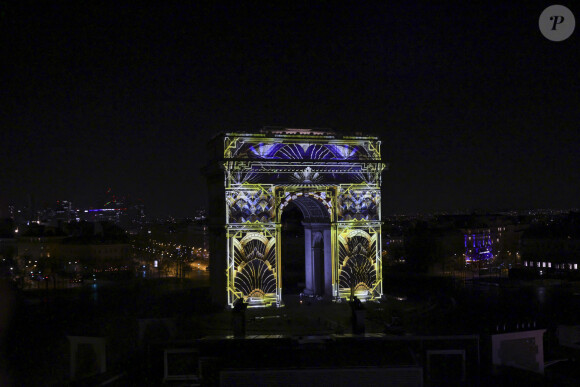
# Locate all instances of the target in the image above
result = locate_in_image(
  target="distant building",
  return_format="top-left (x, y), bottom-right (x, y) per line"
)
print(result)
top-left (17, 235), bottom-right (67, 261)
top-left (80, 190), bottom-right (146, 230)
top-left (58, 241), bottom-right (131, 273)
top-left (54, 200), bottom-right (74, 223)
top-left (81, 208), bottom-right (125, 224)
top-left (16, 223), bottom-right (67, 264)
top-left (521, 236), bottom-right (580, 272)
top-left (386, 214), bottom-right (528, 270)
top-left (193, 208), bottom-right (207, 221)
top-left (16, 232), bottom-right (67, 280)
top-left (463, 228), bottom-right (494, 263)
top-left (15, 221), bottom-right (131, 278)
top-left (520, 212), bottom-right (580, 275)
top-left (435, 214), bottom-right (528, 266)
top-left (36, 200), bottom-right (77, 226)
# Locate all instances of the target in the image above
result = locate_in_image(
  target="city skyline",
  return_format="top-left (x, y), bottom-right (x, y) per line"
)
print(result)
top-left (4, 189), bottom-right (579, 222)
top-left (2, 2), bottom-right (579, 217)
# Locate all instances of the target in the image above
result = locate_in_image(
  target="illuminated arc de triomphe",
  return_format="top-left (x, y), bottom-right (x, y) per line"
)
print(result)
top-left (203, 128), bottom-right (387, 307)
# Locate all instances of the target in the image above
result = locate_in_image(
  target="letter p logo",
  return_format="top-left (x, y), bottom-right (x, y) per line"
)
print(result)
top-left (540, 5), bottom-right (575, 41)
top-left (550, 15), bottom-right (565, 30)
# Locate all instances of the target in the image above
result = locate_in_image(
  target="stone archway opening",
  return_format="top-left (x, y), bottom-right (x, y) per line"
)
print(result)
top-left (280, 202), bottom-right (305, 294)
top-left (281, 196), bottom-right (332, 298)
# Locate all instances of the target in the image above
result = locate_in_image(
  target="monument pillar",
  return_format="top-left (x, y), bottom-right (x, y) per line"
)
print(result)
top-left (303, 222), bottom-right (331, 297)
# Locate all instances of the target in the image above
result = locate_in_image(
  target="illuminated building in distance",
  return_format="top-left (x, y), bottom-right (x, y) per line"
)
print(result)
top-left (464, 228), bottom-right (494, 263)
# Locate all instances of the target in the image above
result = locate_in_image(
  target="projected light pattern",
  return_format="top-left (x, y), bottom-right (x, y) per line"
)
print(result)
top-left (227, 190), bottom-right (275, 223)
top-left (290, 166), bottom-right (322, 183)
top-left (337, 190), bottom-right (380, 221)
top-left (217, 131), bottom-right (386, 307)
top-left (226, 165), bottom-right (372, 185)
top-left (338, 229), bottom-right (378, 298)
top-left (279, 191), bottom-right (332, 217)
top-left (464, 230), bottom-right (494, 262)
top-left (224, 135), bottom-right (381, 161)
top-left (232, 233), bottom-right (277, 302)
top-left (244, 143), bottom-right (371, 160)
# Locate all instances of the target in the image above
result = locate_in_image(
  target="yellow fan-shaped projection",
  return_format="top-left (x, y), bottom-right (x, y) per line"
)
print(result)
top-left (233, 233), bottom-right (277, 298)
top-left (338, 229), bottom-right (377, 296)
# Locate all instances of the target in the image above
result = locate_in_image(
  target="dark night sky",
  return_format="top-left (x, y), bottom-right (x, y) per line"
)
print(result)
top-left (1, 1), bottom-right (579, 217)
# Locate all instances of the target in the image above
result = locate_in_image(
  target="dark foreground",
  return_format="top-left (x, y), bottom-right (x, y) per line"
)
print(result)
top-left (1, 273), bottom-right (580, 386)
